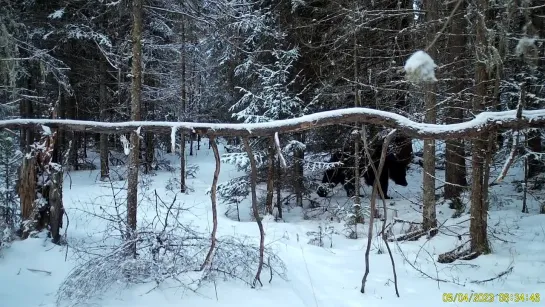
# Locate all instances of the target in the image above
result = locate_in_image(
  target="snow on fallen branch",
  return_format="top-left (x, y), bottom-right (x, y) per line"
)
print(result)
top-left (1, 107), bottom-right (545, 139)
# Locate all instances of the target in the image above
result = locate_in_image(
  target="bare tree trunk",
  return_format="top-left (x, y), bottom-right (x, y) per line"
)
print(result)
top-left (201, 135), bottom-right (220, 270)
top-left (18, 156), bottom-right (36, 237)
top-left (444, 0), bottom-right (467, 199)
top-left (470, 0), bottom-right (491, 255)
top-left (265, 137), bottom-right (274, 214)
top-left (527, 130), bottom-right (543, 178)
top-left (48, 169), bottom-right (63, 244)
top-left (127, 0), bottom-right (143, 257)
top-left (21, 64), bottom-right (36, 152)
top-left (49, 86), bottom-right (65, 245)
top-left (276, 157), bottom-right (282, 219)
top-left (526, 1), bottom-right (545, 177)
top-left (99, 61), bottom-right (109, 181)
top-left (422, 0), bottom-right (438, 236)
top-left (190, 133), bottom-right (194, 156)
top-left (242, 138), bottom-right (265, 288)
top-left (180, 132), bottom-right (186, 193)
top-left (293, 133), bottom-right (304, 207)
top-left (144, 132), bottom-right (153, 173)
top-left (180, 18), bottom-right (187, 193)
top-left (52, 86), bottom-right (66, 165)
top-left (67, 95), bottom-right (78, 170)
top-left (352, 32), bottom-right (361, 208)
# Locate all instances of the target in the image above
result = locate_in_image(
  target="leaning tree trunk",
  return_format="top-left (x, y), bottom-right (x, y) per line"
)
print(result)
top-left (243, 138), bottom-right (265, 288)
top-left (265, 137), bottom-right (274, 214)
top-left (126, 0), bottom-right (143, 257)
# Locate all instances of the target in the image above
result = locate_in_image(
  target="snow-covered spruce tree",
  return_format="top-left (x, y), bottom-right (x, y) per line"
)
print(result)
top-left (0, 132), bottom-right (22, 251)
top-left (230, 48), bottom-right (304, 124)
top-left (216, 0), bottom-right (312, 217)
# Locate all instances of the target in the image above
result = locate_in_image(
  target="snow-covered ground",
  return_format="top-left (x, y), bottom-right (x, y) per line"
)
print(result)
top-left (1, 138), bottom-right (544, 307)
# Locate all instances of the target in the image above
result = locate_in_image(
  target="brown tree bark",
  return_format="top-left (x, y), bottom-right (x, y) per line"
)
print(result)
top-left (293, 133), bottom-right (304, 207)
top-left (276, 157), bottom-right (282, 219)
top-left (422, 0), bottom-right (438, 236)
top-left (48, 168), bottom-right (63, 244)
top-left (99, 61), bottom-right (110, 181)
top-left (470, 0), bottom-right (491, 255)
top-left (144, 132), bottom-right (154, 173)
top-left (126, 0), bottom-right (143, 257)
top-left (179, 17), bottom-right (187, 193)
top-left (19, 156), bottom-right (36, 236)
top-left (67, 95), bottom-right (78, 170)
top-left (444, 0), bottom-right (468, 199)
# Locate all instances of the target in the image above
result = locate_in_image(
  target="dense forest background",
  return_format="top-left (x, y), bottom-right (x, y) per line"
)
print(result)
top-left (0, 0), bottom-right (545, 302)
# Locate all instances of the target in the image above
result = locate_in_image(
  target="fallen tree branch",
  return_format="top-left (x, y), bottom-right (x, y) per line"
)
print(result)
top-left (470, 263), bottom-right (514, 284)
top-left (27, 268), bottom-right (52, 276)
top-left (494, 94), bottom-right (525, 183)
top-left (2, 107), bottom-right (544, 139)
top-left (389, 229), bottom-right (428, 242)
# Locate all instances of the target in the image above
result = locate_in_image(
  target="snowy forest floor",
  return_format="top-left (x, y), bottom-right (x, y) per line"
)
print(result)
top-left (1, 138), bottom-right (544, 307)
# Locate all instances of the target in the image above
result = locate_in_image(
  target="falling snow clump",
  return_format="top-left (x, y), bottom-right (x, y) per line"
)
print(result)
top-left (404, 50), bottom-right (437, 83)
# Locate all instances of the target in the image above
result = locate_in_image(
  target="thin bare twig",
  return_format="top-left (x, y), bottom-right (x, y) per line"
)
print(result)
top-left (201, 135), bottom-right (221, 271)
top-left (242, 137), bottom-right (265, 288)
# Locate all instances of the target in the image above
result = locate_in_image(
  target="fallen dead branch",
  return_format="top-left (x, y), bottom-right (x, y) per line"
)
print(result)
top-left (470, 263), bottom-right (514, 284)
top-left (389, 229), bottom-right (428, 242)
top-left (437, 241), bottom-right (480, 264)
top-left (1, 107), bottom-right (544, 139)
top-left (27, 268), bottom-right (52, 276)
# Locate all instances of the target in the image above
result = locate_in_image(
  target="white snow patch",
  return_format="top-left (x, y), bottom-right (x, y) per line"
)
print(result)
top-left (48, 8), bottom-right (65, 19)
top-left (515, 37), bottom-right (536, 57)
top-left (41, 125), bottom-right (52, 136)
top-left (120, 135), bottom-right (130, 155)
top-left (404, 50), bottom-right (438, 83)
top-left (170, 126), bottom-right (177, 153)
top-left (0, 143), bottom-right (544, 307)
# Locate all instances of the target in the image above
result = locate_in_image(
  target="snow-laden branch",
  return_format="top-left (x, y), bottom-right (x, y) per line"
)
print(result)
top-left (2, 107), bottom-right (545, 140)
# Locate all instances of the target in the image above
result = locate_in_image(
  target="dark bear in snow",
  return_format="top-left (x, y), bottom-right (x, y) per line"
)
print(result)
top-left (316, 136), bottom-right (412, 199)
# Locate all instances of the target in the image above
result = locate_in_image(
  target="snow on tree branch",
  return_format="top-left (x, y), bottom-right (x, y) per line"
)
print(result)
top-left (1, 107), bottom-right (545, 140)
top-left (404, 50), bottom-right (438, 83)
